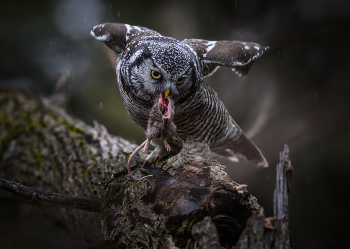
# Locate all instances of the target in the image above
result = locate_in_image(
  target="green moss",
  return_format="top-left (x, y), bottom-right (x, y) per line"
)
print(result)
top-left (83, 168), bottom-right (92, 175)
top-left (0, 110), bottom-right (8, 121)
top-left (72, 166), bottom-right (77, 175)
top-left (58, 117), bottom-right (68, 125)
top-left (103, 213), bottom-right (112, 221)
top-left (34, 150), bottom-right (42, 164)
top-left (0, 131), bottom-right (17, 154)
top-left (54, 160), bottom-right (60, 169)
top-left (66, 124), bottom-right (83, 134)
top-left (22, 110), bottom-right (35, 130)
top-left (200, 158), bottom-right (219, 166)
top-left (28, 140), bottom-right (35, 148)
top-left (112, 192), bottom-right (120, 201)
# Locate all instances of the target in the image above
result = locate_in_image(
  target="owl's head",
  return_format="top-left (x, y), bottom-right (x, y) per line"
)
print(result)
top-left (91, 23), bottom-right (268, 104)
top-left (120, 36), bottom-right (203, 105)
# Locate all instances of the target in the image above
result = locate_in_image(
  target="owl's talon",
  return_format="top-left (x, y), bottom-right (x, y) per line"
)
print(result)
top-left (142, 160), bottom-right (147, 168)
top-left (153, 158), bottom-right (158, 168)
top-left (143, 158), bottom-right (154, 168)
top-left (164, 165), bottom-right (172, 172)
top-left (160, 160), bottom-right (168, 170)
top-left (167, 156), bottom-right (182, 169)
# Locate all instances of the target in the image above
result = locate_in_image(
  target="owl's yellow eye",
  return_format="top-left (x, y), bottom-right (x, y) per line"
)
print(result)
top-left (151, 70), bottom-right (162, 79)
top-left (177, 77), bottom-right (185, 84)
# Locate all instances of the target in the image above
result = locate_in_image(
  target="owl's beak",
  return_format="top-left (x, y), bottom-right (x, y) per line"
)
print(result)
top-left (163, 88), bottom-right (170, 99)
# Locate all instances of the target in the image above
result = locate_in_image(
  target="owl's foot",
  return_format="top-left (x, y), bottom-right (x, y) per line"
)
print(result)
top-left (165, 142), bottom-right (210, 171)
top-left (143, 145), bottom-right (171, 167)
top-left (161, 160), bottom-right (168, 170)
top-left (142, 157), bottom-right (157, 169)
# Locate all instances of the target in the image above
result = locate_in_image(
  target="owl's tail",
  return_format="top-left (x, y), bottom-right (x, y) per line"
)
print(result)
top-left (211, 132), bottom-right (268, 167)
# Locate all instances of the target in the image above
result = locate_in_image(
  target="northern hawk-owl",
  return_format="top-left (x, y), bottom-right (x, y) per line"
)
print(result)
top-left (91, 23), bottom-right (268, 170)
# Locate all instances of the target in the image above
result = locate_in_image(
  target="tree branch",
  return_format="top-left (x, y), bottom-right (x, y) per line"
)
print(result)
top-left (0, 177), bottom-right (101, 212)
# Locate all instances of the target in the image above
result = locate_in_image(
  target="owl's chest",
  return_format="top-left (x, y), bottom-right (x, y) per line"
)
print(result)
top-left (173, 88), bottom-right (230, 143)
top-left (120, 91), bottom-right (151, 130)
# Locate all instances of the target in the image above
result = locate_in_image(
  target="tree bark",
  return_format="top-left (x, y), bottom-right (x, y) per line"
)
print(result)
top-left (235, 145), bottom-right (292, 249)
top-left (0, 91), bottom-right (261, 248)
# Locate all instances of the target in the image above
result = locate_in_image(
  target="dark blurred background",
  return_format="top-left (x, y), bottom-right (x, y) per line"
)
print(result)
top-left (1, 0), bottom-right (350, 248)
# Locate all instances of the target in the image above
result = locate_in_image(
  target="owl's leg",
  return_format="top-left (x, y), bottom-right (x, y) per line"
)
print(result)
top-left (144, 140), bottom-right (172, 166)
top-left (166, 141), bottom-right (211, 169)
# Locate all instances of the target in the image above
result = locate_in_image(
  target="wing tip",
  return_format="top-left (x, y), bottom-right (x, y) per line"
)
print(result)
top-left (257, 158), bottom-right (269, 167)
top-left (226, 132), bottom-right (269, 167)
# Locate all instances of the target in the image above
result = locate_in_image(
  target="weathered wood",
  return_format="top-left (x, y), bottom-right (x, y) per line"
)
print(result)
top-left (191, 216), bottom-right (221, 249)
top-left (0, 91), bottom-right (260, 248)
top-left (273, 145), bottom-right (292, 249)
top-left (235, 208), bottom-right (266, 249)
top-left (235, 145), bottom-right (292, 249)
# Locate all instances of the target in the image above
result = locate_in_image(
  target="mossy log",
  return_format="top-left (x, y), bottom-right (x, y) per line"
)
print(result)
top-left (0, 91), bottom-right (261, 249)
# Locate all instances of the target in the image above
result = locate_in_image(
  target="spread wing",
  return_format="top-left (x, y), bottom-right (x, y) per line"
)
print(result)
top-left (210, 119), bottom-right (268, 167)
top-left (182, 39), bottom-right (269, 77)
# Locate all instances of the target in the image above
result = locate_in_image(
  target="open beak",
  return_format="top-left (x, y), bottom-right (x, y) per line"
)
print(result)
top-left (159, 89), bottom-right (171, 120)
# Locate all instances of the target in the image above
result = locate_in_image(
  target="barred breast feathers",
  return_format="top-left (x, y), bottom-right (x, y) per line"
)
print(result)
top-left (174, 82), bottom-right (230, 145)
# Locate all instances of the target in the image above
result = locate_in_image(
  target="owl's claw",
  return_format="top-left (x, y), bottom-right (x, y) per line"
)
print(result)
top-left (161, 158), bottom-right (183, 176)
top-left (153, 159), bottom-right (158, 168)
top-left (161, 160), bottom-right (168, 170)
top-left (166, 155), bottom-right (183, 169)
top-left (143, 154), bottom-right (160, 169)
top-left (143, 144), bottom-right (173, 169)
top-left (163, 163), bottom-right (173, 173)
top-left (142, 158), bottom-right (154, 168)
